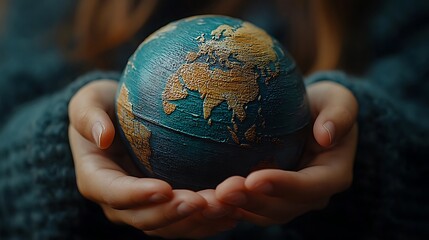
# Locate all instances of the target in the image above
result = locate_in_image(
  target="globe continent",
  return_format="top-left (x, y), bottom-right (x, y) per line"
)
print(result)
top-left (116, 15), bottom-right (311, 190)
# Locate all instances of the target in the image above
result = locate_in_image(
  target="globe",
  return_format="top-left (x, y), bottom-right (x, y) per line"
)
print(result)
top-left (116, 15), bottom-right (311, 191)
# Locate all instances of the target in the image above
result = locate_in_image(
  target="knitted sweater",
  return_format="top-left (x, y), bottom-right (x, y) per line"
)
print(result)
top-left (1, 0), bottom-right (428, 239)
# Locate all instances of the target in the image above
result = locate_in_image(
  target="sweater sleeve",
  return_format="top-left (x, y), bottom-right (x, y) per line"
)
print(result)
top-left (0, 71), bottom-right (146, 240)
top-left (303, 37), bottom-right (429, 238)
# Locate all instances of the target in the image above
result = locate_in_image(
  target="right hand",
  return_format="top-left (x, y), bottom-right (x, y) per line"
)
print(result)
top-left (68, 80), bottom-right (238, 239)
top-left (215, 81), bottom-right (358, 226)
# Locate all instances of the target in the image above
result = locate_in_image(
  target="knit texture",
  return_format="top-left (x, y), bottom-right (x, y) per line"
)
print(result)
top-left (1, 0), bottom-right (429, 239)
top-left (0, 72), bottom-right (147, 239)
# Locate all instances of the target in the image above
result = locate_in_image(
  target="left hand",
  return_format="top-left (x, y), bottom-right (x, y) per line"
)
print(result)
top-left (215, 81), bottom-right (358, 225)
top-left (68, 80), bottom-right (239, 239)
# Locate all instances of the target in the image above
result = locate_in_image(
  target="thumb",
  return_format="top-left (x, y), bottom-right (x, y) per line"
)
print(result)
top-left (307, 81), bottom-right (358, 147)
top-left (69, 80), bottom-right (118, 149)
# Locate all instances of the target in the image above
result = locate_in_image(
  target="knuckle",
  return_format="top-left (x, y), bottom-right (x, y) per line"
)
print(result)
top-left (75, 106), bottom-right (92, 127)
top-left (334, 105), bottom-right (353, 120)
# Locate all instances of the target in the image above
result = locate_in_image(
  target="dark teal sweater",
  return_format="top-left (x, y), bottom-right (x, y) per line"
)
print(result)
top-left (1, 0), bottom-right (428, 239)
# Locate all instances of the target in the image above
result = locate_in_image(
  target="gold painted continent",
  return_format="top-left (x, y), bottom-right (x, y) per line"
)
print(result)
top-left (117, 85), bottom-right (153, 173)
top-left (162, 22), bottom-right (278, 121)
top-left (162, 21), bottom-right (279, 144)
top-left (163, 62), bottom-right (258, 121)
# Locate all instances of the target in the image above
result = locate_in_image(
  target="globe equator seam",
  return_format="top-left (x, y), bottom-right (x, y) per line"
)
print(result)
top-left (131, 111), bottom-right (311, 145)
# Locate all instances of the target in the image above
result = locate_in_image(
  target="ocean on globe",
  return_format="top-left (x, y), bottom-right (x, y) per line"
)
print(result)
top-left (115, 15), bottom-right (311, 191)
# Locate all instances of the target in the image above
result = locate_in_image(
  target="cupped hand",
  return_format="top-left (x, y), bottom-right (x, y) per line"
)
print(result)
top-left (68, 80), bottom-right (237, 238)
top-left (215, 81), bottom-right (359, 226)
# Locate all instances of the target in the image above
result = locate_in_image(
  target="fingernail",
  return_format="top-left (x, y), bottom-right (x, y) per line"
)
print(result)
top-left (177, 202), bottom-right (201, 217)
top-left (148, 193), bottom-right (169, 203)
top-left (322, 121), bottom-right (335, 146)
top-left (224, 192), bottom-right (247, 206)
top-left (92, 122), bottom-right (104, 148)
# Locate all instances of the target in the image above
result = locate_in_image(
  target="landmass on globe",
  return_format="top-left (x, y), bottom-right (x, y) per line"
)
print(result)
top-left (117, 85), bottom-right (153, 173)
top-left (115, 15), bottom-right (310, 190)
top-left (162, 22), bottom-right (281, 145)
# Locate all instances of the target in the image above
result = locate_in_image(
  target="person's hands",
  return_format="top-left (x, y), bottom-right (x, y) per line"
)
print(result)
top-left (144, 189), bottom-right (240, 238)
top-left (68, 80), bottom-right (238, 238)
top-left (215, 81), bottom-right (358, 226)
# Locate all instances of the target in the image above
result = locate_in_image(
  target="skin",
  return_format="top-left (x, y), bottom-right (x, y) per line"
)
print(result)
top-left (68, 79), bottom-right (358, 239)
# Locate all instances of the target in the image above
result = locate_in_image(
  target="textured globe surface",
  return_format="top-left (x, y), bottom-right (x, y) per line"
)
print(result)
top-left (116, 15), bottom-right (311, 190)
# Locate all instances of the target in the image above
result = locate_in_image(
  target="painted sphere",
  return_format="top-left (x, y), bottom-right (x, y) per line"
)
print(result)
top-left (116, 15), bottom-right (311, 191)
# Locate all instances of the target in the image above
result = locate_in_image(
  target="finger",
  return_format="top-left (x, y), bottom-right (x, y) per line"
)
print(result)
top-left (215, 171), bottom-right (332, 224)
top-left (215, 176), bottom-right (248, 206)
top-left (216, 175), bottom-right (321, 225)
top-left (69, 126), bottom-right (173, 209)
top-left (245, 169), bottom-right (333, 201)
top-left (246, 124), bottom-right (357, 200)
top-left (199, 189), bottom-right (236, 219)
top-left (299, 123), bottom-right (358, 192)
top-left (145, 189), bottom-right (240, 238)
top-left (215, 174), bottom-right (317, 224)
top-left (307, 81), bottom-right (358, 147)
top-left (69, 80), bottom-right (118, 149)
top-left (105, 190), bottom-right (207, 231)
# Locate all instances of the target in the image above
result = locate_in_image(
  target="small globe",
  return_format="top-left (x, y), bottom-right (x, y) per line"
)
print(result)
top-left (116, 15), bottom-right (311, 191)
